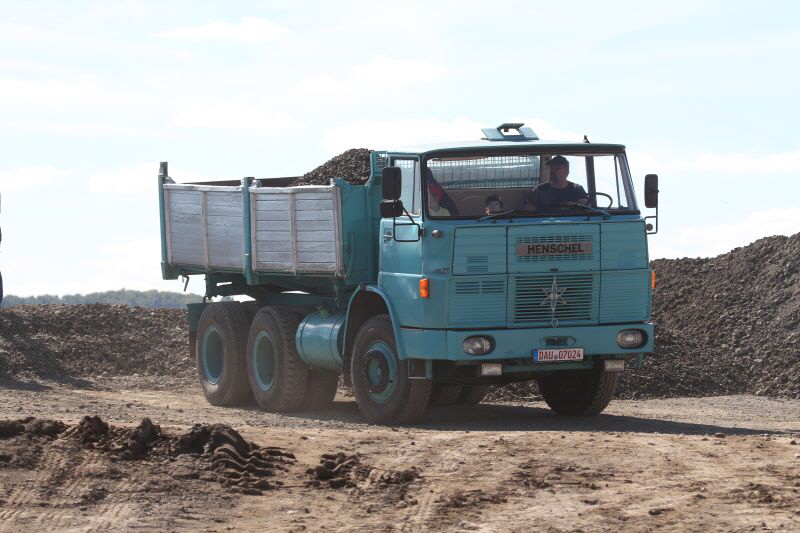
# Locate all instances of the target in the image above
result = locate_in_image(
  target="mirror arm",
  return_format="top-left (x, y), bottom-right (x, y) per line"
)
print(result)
top-left (645, 205), bottom-right (658, 235)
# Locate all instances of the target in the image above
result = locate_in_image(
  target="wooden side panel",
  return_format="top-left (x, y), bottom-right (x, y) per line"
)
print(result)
top-left (251, 187), bottom-right (343, 274)
top-left (167, 189), bottom-right (204, 266)
top-left (206, 191), bottom-right (243, 269)
top-left (165, 186), bottom-right (243, 269)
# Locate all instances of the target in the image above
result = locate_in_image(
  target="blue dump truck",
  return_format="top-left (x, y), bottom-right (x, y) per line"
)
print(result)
top-left (158, 123), bottom-right (659, 424)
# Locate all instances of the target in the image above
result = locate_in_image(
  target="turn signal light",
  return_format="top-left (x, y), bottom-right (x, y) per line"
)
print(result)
top-left (651, 271), bottom-right (656, 289)
top-left (420, 278), bottom-right (429, 299)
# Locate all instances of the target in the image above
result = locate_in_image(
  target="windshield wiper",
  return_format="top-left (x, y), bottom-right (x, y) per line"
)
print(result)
top-left (478, 209), bottom-right (526, 222)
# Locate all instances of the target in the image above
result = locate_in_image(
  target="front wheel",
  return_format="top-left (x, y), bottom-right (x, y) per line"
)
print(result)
top-left (537, 366), bottom-right (619, 416)
top-left (351, 315), bottom-right (431, 424)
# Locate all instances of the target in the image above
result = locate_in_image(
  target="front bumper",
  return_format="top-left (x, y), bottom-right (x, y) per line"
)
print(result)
top-left (398, 323), bottom-right (654, 362)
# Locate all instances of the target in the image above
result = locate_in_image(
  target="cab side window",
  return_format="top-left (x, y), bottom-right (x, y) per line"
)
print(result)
top-left (394, 158), bottom-right (420, 215)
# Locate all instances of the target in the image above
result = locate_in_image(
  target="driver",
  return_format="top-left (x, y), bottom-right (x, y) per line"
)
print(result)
top-left (524, 155), bottom-right (588, 211)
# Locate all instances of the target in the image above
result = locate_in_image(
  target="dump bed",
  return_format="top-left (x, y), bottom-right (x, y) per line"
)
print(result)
top-left (159, 163), bottom-right (378, 289)
top-left (163, 182), bottom-right (345, 275)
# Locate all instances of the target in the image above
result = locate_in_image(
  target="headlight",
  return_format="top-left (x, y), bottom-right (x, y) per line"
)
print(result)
top-left (463, 336), bottom-right (493, 355)
top-left (616, 329), bottom-right (646, 348)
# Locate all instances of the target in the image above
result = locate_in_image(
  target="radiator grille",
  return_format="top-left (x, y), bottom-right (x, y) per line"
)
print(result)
top-left (512, 273), bottom-right (595, 324)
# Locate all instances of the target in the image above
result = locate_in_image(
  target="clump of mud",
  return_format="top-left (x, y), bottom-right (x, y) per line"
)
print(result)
top-left (290, 148), bottom-right (372, 186)
top-left (306, 452), bottom-right (363, 489)
top-left (0, 416), bottom-right (295, 495)
top-left (175, 423), bottom-right (295, 495)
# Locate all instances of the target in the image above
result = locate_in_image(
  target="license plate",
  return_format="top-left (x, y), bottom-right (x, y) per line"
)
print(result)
top-left (533, 348), bottom-right (584, 362)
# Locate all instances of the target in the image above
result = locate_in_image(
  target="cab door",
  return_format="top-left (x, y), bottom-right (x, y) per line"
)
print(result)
top-left (378, 156), bottom-right (424, 324)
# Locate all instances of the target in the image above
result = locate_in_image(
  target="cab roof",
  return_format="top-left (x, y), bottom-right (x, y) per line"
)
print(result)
top-left (384, 123), bottom-right (625, 156)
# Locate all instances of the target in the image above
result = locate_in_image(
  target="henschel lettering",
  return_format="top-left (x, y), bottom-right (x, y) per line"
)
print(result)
top-left (516, 241), bottom-right (593, 256)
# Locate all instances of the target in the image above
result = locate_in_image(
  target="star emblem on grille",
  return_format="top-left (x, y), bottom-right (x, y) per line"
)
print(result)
top-left (540, 276), bottom-right (568, 314)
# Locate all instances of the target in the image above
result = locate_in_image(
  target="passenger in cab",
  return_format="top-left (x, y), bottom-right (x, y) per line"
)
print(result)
top-left (484, 195), bottom-right (503, 215)
top-left (525, 155), bottom-right (588, 211)
top-left (427, 183), bottom-right (451, 216)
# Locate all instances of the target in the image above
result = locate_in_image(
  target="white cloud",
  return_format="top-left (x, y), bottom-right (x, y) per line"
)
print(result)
top-left (9, 119), bottom-right (168, 138)
top-left (0, 165), bottom-right (67, 192)
top-left (293, 55), bottom-right (447, 100)
top-left (154, 17), bottom-right (289, 44)
top-left (0, 77), bottom-right (101, 109)
top-left (629, 148), bottom-right (800, 176)
top-left (650, 207), bottom-right (800, 259)
top-left (87, 162), bottom-right (217, 196)
top-left (168, 103), bottom-right (299, 131)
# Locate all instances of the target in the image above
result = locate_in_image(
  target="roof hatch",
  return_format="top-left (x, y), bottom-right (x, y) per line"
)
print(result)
top-left (481, 122), bottom-right (539, 142)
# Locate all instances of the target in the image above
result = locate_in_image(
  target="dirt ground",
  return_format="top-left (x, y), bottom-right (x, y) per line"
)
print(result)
top-left (1, 380), bottom-right (799, 533)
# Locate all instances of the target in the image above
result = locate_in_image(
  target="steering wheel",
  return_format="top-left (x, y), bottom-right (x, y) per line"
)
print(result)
top-left (589, 192), bottom-right (614, 209)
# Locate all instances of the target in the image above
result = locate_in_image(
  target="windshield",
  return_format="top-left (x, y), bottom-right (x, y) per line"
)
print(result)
top-left (424, 153), bottom-right (635, 218)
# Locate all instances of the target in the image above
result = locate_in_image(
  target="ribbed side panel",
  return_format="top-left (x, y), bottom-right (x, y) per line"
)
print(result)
top-left (448, 277), bottom-right (506, 326)
top-left (510, 273), bottom-right (598, 326)
top-left (452, 227), bottom-right (506, 275)
top-left (599, 270), bottom-right (651, 322)
top-left (601, 221), bottom-right (648, 269)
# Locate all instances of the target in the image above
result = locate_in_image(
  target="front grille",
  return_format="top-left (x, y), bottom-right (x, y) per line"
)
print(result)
top-left (512, 273), bottom-right (596, 324)
top-left (449, 278), bottom-right (506, 326)
top-left (514, 234), bottom-right (593, 263)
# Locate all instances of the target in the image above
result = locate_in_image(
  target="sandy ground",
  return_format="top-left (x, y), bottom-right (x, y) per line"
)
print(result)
top-left (1, 380), bottom-right (799, 532)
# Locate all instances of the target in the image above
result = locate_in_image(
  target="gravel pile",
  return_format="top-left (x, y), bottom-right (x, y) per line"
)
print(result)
top-left (290, 148), bottom-right (372, 186)
top-left (0, 304), bottom-right (191, 385)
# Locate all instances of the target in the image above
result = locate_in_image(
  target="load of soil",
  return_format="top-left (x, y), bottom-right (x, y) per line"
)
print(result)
top-left (0, 303), bottom-right (191, 385)
top-left (289, 148), bottom-right (372, 186)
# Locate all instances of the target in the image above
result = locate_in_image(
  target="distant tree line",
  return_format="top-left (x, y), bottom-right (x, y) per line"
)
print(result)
top-left (1, 289), bottom-right (207, 308)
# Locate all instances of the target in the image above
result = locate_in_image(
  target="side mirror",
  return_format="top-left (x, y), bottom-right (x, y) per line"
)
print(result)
top-left (382, 166), bottom-right (402, 201)
top-left (380, 200), bottom-right (404, 218)
top-left (644, 174), bottom-right (659, 208)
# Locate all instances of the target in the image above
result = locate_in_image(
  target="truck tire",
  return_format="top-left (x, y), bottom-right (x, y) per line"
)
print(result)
top-left (351, 315), bottom-right (431, 424)
top-left (537, 366), bottom-right (619, 416)
top-left (196, 302), bottom-right (254, 406)
top-left (303, 370), bottom-right (339, 410)
top-left (246, 307), bottom-right (309, 412)
top-left (456, 385), bottom-right (489, 405)
top-left (429, 384), bottom-right (462, 406)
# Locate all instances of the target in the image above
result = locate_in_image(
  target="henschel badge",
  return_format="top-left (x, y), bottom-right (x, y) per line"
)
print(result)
top-left (540, 277), bottom-right (568, 326)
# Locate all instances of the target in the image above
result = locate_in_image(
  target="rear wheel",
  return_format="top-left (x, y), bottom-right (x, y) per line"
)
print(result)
top-left (196, 302), bottom-right (253, 406)
top-left (246, 307), bottom-right (309, 412)
top-left (351, 315), bottom-right (431, 424)
top-left (429, 384), bottom-right (462, 406)
top-left (537, 366), bottom-right (619, 416)
top-left (303, 370), bottom-right (339, 410)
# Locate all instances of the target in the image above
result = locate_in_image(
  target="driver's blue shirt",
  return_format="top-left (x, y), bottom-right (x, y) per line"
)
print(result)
top-left (526, 181), bottom-right (588, 210)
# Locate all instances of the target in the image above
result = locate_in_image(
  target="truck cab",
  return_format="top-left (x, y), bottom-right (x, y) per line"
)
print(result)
top-left (160, 123), bottom-right (659, 424)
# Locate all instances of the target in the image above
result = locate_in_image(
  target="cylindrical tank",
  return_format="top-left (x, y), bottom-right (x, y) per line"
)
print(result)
top-left (295, 310), bottom-right (346, 371)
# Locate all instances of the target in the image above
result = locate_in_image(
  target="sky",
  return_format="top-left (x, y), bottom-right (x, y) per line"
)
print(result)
top-left (1, 0), bottom-right (799, 297)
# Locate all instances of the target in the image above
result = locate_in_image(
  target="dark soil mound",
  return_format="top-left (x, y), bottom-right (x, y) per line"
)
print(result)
top-left (0, 304), bottom-right (191, 385)
top-left (290, 148), bottom-right (372, 186)
top-left (490, 232), bottom-right (800, 401)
